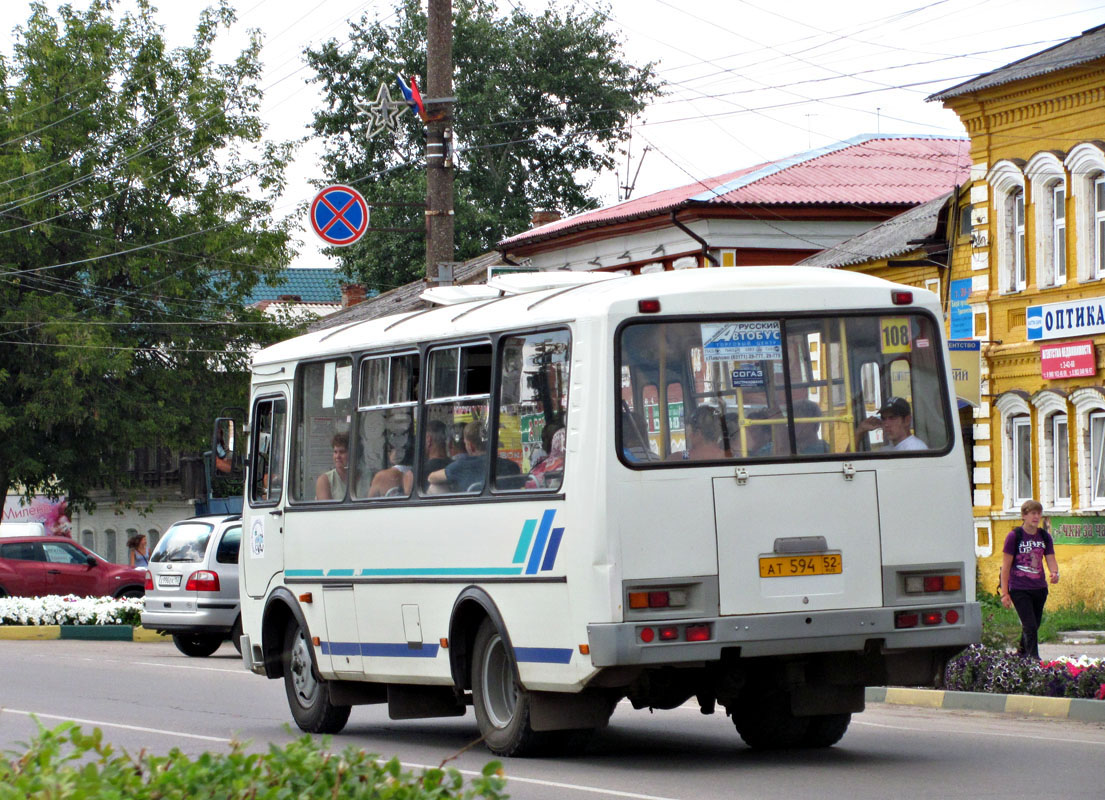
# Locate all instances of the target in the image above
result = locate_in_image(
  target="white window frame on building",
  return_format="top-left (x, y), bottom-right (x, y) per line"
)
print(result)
top-left (987, 160), bottom-right (1027, 294)
top-left (1071, 387), bottom-right (1105, 511)
top-left (1031, 389), bottom-right (1070, 511)
top-left (1064, 142), bottom-right (1105, 282)
top-left (996, 391), bottom-right (1032, 509)
top-left (1025, 151), bottom-right (1067, 288)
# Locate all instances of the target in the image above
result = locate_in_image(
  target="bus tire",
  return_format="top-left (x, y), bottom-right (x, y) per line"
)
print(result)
top-left (801, 713), bottom-right (851, 748)
top-left (282, 618), bottom-right (351, 734)
top-left (732, 690), bottom-right (809, 750)
top-left (471, 618), bottom-right (540, 757)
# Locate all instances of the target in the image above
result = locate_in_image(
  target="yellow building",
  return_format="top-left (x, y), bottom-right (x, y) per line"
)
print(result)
top-left (929, 24), bottom-right (1105, 609)
top-left (807, 25), bottom-right (1105, 608)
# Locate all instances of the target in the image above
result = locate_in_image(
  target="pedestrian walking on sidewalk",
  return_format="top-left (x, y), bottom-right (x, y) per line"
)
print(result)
top-left (999, 499), bottom-right (1060, 660)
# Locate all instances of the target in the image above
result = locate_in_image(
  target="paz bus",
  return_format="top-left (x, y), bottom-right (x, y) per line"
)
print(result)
top-left (235, 267), bottom-right (980, 755)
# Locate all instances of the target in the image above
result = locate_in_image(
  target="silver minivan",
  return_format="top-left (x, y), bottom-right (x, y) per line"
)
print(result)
top-left (141, 515), bottom-right (241, 657)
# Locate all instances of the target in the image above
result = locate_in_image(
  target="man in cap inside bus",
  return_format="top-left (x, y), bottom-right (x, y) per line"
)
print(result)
top-left (856, 396), bottom-right (927, 451)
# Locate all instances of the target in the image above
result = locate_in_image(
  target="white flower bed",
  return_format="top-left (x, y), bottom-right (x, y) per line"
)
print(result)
top-left (0, 595), bottom-right (143, 626)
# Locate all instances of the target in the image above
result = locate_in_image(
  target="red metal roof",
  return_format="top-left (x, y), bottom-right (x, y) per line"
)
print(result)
top-left (500, 134), bottom-right (970, 248)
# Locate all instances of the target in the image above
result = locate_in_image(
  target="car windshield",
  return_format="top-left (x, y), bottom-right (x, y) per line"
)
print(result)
top-left (151, 522), bottom-right (214, 563)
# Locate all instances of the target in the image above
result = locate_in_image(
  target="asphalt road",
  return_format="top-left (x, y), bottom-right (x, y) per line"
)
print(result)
top-left (2, 639), bottom-right (1104, 799)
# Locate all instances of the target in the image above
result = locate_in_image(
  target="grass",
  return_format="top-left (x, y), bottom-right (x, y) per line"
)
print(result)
top-left (978, 591), bottom-right (1105, 650)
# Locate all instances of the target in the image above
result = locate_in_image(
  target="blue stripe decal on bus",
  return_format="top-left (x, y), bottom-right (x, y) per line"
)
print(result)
top-left (322, 641), bottom-right (361, 657)
top-left (358, 567), bottom-right (523, 576)
top-left (540, 527), bottom-right (564, 572)
top-left (360, 642), bottom-right (440, 658)
top-left (286, 569), bottom-right (325, 577)
top-left (512, 518), bottom-right (537, 564)
top-left (514, 647), bottom-right (573, 664)
top-left (327, 569), bottom-right (355, 577)
top-left (525, 509), bottom-right (557, 575)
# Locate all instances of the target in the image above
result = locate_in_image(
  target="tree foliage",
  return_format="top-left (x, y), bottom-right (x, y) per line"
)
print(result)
top-left (306, 0), bottom-right (661, 291)
top-left (0, 0), bottom-right (296, 510)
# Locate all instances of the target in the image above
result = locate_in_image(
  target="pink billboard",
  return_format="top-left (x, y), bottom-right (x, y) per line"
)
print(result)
top-left (2, 495), bottom-right (72, 536)
top-left (1040, 339), bottom-right (1097, 380)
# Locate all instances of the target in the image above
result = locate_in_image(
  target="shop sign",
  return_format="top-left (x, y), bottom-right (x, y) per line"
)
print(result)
top-left (1040, 339), bottom-right (1096, 380)
top-left (1048, 516), bottom-right (1105, 545)
top-left (1026, 298), bottom-right (1105, 341)
top-left (949, 279), bottom-right (973, 339)
top-left (948, 340), bottom-right (980, 407)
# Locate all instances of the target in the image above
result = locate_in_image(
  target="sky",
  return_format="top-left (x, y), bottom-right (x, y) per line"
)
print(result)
top-left (2, 0), bottom-right (1104, 270)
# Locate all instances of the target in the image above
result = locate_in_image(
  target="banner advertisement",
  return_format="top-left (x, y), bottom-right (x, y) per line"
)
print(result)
top-left (948, 340), bottom-right (981, 408)
top-left (949, 279), bottom-right (973, 340)
top-left (1026, 297), bottom-right (1105, 341)
top-left (2, 495), bottom-right (72, 536)
top-left (1040, 339), bottom-right (1096, 380)
top-left (1047, 516), bottom-right (1105, 546)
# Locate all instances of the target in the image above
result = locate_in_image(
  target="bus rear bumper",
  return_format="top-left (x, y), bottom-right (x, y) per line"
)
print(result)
top-left (586, 602), bottom-right (982, 667)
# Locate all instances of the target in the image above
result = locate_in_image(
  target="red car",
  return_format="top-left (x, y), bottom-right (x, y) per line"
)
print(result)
top-left (0, 536), bottom-right (146, 598)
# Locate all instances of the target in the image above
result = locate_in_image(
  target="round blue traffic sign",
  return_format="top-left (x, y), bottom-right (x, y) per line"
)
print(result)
top-left (310, 185), bottom-right (369, 246)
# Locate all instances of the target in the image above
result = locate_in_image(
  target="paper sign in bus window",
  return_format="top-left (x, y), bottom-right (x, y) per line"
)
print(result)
top-left (731, 364), bottom-right (765, 387)
top-left (702, 321), bottom-right (782, 362)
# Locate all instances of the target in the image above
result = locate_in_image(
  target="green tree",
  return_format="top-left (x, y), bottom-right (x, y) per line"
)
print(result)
top-left (306, 0), bottom-right (661, 291)
top-left (0, 0), bottom-right (296, 511)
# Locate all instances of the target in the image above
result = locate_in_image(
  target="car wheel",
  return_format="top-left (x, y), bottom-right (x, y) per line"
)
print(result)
top-left (116, 587), bottom-right (144, 599)
top-left (282, 618), bottom-right (350, 734)
top-left (231, 617), bottom-right (243, 655)
top-left (471, 618), bottom-right (543, 757)
top-left (172, 633), bottom-right (224, 658)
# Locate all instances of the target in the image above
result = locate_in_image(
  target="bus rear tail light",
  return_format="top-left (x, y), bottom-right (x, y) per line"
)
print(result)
top-left (628, 588), bottom-right (689, 609)
top-left (639, 627), bottom-right (655, 643)
top-left (638, 299), bottom-right (661, 313)
top-left (922, 611), bottom-right (943, 626)
top-left (891, 290), bottom-right (913, 305)
top-left (144, 570), bottom-right (153, 591)
top-left (684, 624), bottom-right (711, 642)
top-left (185, 570), bottom-right (220, 592)
top-left (895, 612), bottom-right (919, 629)
top-left (904, 573), bottom-right (961, 594)
top-left (658, 626), bottom-right (679, 641)
top-left (944, 609), bottom-right (960, 624)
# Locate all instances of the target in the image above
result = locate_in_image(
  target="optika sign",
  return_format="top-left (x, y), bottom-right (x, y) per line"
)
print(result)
top-left (1026, 299), bottom-right (1105, 341)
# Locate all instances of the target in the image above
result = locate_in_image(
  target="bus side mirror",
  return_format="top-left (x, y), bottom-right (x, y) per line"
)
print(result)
top-left (213, 417), bottom-right (244, 476)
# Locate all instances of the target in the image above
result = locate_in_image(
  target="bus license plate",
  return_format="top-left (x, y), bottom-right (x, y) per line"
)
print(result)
top-left (759, 554), bottom-right (842, 578)
top-left (158, 574), bottom-right (182, 587)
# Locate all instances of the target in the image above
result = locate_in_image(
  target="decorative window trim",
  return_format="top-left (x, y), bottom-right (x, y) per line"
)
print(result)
top-left (987, 160), bottom-right (1027, 294)
top-left (1025, 151), bottom-right (1066, 288)
top-left (1071, 386), bottom-right (1105, 510)
top-left (996, 391), bottom-right (1031, 510)
top-left (1030, 389), bottom-right (1068, 510)
top-left (1064, 142), bottom-right (1105, 282)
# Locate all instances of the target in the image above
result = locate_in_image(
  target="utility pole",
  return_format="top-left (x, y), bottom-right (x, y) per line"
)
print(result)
top-left (425, 0), bottom-right (454, 283)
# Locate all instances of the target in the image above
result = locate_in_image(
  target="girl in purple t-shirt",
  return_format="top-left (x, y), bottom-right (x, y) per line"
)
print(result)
top-left (998, 499), bottom-right (1059, 660)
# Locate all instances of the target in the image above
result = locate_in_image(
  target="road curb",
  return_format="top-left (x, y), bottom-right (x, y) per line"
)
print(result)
top-left (866, 687), bottom-right (1105, 722)
top-left (0, 625), bottom-right (169, 642)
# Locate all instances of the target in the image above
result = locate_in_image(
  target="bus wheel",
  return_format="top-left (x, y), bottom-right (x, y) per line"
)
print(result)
top-left (282, 618), bottom-right (351, 734)
top-left (732, 690), bottom-right (809, 750)
top-left (802, 713), bottom-right (851, 748)
top-left (471, 618), bottom-right (539, 757)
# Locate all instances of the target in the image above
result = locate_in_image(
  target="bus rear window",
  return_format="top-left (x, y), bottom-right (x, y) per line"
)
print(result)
top-left (617, 314), bottom-right (951, 464)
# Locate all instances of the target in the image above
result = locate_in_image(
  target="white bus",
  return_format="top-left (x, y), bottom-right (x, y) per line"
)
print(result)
top-left (237, 267), bottom-right (980, 755)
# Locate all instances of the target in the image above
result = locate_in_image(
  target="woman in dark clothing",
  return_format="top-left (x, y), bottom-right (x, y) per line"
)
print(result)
top-left (998, 499), bottom-right (1060, 660)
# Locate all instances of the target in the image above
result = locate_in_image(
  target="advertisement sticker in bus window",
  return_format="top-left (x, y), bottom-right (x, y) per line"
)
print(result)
top-left (731, 364), bottom-right (765, 387)
top-left (701, 321), bottom-right (782, 362)
top-left (879, 317), bottom-right (912, 354)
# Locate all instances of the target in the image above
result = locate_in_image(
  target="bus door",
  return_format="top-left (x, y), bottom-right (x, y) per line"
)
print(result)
top-left (243, 393), bottom-right (288, 598)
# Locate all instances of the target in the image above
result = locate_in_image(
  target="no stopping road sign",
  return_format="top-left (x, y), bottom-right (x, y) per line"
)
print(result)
top-left (310, 185), bottom-right (369, 246)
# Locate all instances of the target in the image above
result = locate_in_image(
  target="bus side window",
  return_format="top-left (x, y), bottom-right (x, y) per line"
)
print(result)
top-left (353, 352), bottom-right (418, 500)
top-left (496, 330), bottom-right (570, 491)
top-left (250, 397), bottom-right (286, 505)
top-left (423, 343), bottom-right (492, 495)
top-left (290, 358), bottom-right (352, 502)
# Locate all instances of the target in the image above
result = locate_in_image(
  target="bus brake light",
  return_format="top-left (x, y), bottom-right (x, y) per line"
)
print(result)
top-left (891, 290), bottom-right (913, 305)
top-left (684, 624), bottom-right (711, 642)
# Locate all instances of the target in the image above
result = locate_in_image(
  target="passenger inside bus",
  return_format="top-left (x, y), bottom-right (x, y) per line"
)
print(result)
top-left (794, 400), bottom-right (829, 454)
top-left (745, 407), bottom-right (775, 456)
top-left (426, 421), bottom-right (492, 493)
top-left (855, 396), bottom-right (927, 451)
top-left (367, 439), bottom-right (414, 497)
top-left (418, 419), bottom-right (453, 492)
top-left (315, 432), bottom-right (349, 500)
top-left (526, 427), bottom-right (565, 488)
top-left (670, 405), bottom-right (726, 461)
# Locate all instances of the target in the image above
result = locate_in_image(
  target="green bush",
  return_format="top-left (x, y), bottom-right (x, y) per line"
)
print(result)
top-left (0, 722), bottom-right (508, 800)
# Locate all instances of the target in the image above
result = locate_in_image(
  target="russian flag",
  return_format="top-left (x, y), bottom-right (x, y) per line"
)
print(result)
top-left (396, 74), bottom-right (425, 120)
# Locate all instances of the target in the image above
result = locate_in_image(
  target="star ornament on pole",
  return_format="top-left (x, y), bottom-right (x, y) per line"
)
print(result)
top-left (356, 83), bottom-right (409, 139)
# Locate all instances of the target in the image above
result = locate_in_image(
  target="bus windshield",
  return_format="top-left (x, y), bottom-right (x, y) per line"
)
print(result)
top-left (618, 312), bottom-right (952, 463)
